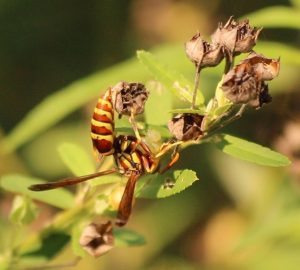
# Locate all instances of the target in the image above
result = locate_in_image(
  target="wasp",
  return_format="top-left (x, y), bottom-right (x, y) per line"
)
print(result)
top-left (29, 83), bottom-right (180, 226)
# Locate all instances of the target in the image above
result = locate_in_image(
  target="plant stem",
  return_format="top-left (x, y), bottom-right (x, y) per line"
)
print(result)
top-left (204, 104), bottom-right (247, 138)
top-left (224, 50), bottom-right (234, 74)
top-left (191, 64), bottom-right (201, 109)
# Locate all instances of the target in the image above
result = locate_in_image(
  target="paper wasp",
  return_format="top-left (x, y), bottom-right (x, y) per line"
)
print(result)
top-left (29, 84), bottom-right (180, 226)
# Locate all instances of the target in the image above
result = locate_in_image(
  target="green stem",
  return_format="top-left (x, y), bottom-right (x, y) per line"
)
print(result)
top-left (191, 64), bottom-right (201, 109)
top-left (202, 104), bottom-right (247, 139)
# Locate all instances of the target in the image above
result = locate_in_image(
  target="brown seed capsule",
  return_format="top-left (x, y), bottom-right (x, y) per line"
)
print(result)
top-left (79, 221), bottom-right (114, 257)
top-left (211, 16), bottom-right (262, 55)
top-left (168, 113), bottom-right (204, 141)
top-left (221, 62), bottom-right (272, 108)
top-left (185, 32), bottom-right (224, 67)
top-left (240, 52), bottom-right (280, 81)
top-left (111, 81), bottom-right (149, 116)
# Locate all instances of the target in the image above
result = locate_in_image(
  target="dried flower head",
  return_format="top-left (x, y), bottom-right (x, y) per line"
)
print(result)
top-left (240, 52), bottom-right (280, 81)
top-left (185, 33), bottom-right (224, 67)
top-left (168, 113), bottom-right (204, 141)
top-left (221, 59), bottom-right (272, 108)
top-left (211, 16), bottom-right (262, 55)
top-left (79, 221), bottom-right (114, 257)
top-left (111, 82), bottom-right (149, 116)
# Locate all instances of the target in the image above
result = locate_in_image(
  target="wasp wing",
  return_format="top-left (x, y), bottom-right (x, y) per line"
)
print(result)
top-left (28, 169), bottom-right (117, 191)
top-left (115, 172), bottom-right (140, 227)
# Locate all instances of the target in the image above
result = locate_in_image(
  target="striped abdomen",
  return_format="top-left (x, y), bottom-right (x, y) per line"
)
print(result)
top-left (91, 89), bottom-right (115, 156)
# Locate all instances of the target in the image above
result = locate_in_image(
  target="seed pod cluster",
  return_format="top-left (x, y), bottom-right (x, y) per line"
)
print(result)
top-left (169, 17), bottom-right (280, 141)
top-left (185, 16), bottom-right (262, 68)
top-left (111, 81), bottom-right (149, 116)
top-left (185, 32), bottom-right (224, 68)
top-left (79, 221), bottom-right (114, 257)
top-left (221, 52), bottom-right (280, 108)
top-left (211, 16), bottom-right (262, 55)
top-left (168, 113), bottom-right (204, 141)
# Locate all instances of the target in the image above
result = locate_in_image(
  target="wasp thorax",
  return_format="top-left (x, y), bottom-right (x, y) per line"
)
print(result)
top-left (79, 221), bottom-right (114, 257)
top-left (111, 81), bottom-right (149, 116)
top-left (168, 113), bottom-right (204, 141)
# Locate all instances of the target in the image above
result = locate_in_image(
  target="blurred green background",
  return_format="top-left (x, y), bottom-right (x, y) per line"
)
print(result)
top-left (1, 0), bottom-right (300, 269)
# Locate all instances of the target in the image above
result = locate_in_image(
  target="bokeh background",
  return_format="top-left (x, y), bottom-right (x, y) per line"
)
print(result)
top-left (1, 0), bottom-right (300, 269)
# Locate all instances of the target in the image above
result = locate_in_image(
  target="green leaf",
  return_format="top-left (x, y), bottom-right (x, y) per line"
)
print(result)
top-left (71, 225), bottom-right (86, 257)
top-left (145, 81), bottom-right (172, 126)
top-left (57, 142), bottom-right (95, 176)
top-left (20, 231), bottom-right (70, 260)
top-left (114, 228), bottom-right (146, 247)
top-left (256, 41), bottom-right (300, 66)
top-left (9, 195), bottom-right (39, 226)
top-left (169, 108), bottom-right (206, 115)
top-left (1, 174), bottom-right (75, 209)
top-left (243, 6), bottom-right (300, 30)
top-left (89, 174), bottom-right (121, 187)
top-left (145, 125), bottom-right (170, 139)
top-left (213, 134), bottom-right (291, 167)
top-left (136, 170), bottom-right (198, 199)
top-left (137, 50), bottom-right (204, 106)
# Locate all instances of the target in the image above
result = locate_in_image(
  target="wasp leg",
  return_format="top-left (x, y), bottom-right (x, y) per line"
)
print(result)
top-left (159, 146), bottom-right (180, 174)
top-left (115, 172), bottom-right (140, 227)
top-left (155, 140), bottom-right (182, 158)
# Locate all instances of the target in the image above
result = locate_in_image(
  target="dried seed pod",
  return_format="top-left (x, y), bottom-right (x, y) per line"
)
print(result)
top-left (240, 52), bottom-right (280, 81)
top-left (111, 81), bottom-right (149, 116)
top-left (211, 16), bottom-right (262, 55)
top-left (79, 221), bottom-right (114, 257)
top-left (221, 62), bottom-right (272, 108)
top-left (168, 113), bottom-right (204, 141)
top-left (185, 33), bottom-right (224, 67)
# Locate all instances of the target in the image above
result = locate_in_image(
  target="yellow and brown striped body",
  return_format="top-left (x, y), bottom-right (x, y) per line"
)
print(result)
top-left (114, 135), bottom-right (159, 176)
top-left (91, 88), bottom-right (115, 157)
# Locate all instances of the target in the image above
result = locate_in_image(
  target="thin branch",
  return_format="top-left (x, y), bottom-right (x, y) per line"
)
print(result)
top-left (203, 104), bottom-right (247, 139)
top-left (191, 64), bottom-right (202, 109)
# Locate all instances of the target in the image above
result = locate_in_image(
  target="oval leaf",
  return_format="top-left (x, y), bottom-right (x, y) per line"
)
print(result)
top-left (57, 142), bottom-right (95, 176)
top-left (1, 174), bottom-right (75, 209)
top-left (89, 174), bottom-right (121, 187)
top-left (10, 195), bottom-right (39, 226)
top-left (71, 225), bottom-right (86, 257)
top-left (114, 228), bottom-right (146, 247)
top-left (213, 134), bottom-right (291, 167)
top-left (136, 169), bottom-right (198, 199)
top-left (244, 6), bottom-right (300, 30)
top-left (137, 50), bottom-right (204, 106)
top-left (145, 81), bottom-right (172, 126)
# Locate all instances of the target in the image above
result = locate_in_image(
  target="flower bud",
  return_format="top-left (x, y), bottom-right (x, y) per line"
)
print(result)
top-left (185, 33), bottom-right (224, 67)
top-left (211, 16), bottom-right (262, 55)
top-left (79, 221), bottom-right (114, 257)
top-left (111, 82), bottom-right (149, 116)
top-left (168, 113), bottom-right (203, 141)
